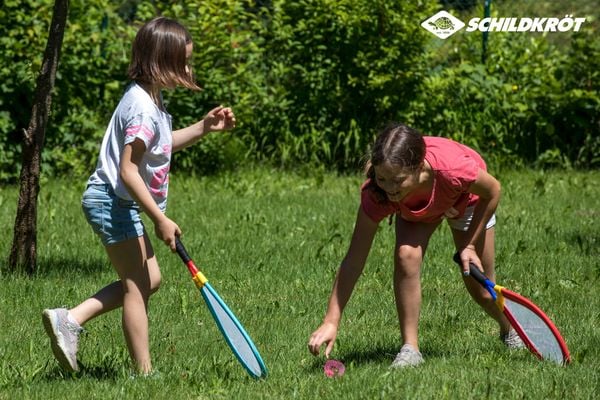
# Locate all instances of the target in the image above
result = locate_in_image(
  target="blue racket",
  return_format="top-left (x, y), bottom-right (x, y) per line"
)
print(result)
top-left (175, 237), bottom-right (267, 378)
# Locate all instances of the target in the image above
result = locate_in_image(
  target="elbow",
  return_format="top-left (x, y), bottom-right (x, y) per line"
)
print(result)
top-left (494, 180), bottom-right (501, 200)
top-left (119, 168), bottom-right (129, 184)
top-left (119, 164), bottom-right (137, 187)
top-left (495, 179), bottom-right (502, 201)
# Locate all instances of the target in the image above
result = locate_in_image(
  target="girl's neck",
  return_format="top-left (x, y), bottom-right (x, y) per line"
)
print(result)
top-left (138, 82), bottom-right (163, 110)
top-left (411, 160), bottom-right (434, 194)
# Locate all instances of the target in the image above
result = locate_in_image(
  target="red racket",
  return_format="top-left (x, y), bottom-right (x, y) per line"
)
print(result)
top-left (454, 254), bottom-right (570, 365)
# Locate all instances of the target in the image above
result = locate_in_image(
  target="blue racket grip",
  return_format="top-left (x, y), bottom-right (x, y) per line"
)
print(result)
top-left (175, 237), bottom-right (192, 264)
top-left (453, 253), bottom-right (497, 299)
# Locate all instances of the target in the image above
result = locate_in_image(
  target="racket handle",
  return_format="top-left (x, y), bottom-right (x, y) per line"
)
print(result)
top-left (452, 252), bottom-right (487, 286)
top-left (175, 237), bottom-right (192, 264)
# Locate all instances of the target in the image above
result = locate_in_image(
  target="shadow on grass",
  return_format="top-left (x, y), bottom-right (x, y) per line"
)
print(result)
top-left (42, 363), bottom-right (123, 382)
top-left (566, 231), bottom-right (600, 257)
top-left (33, 255), bottom-right (109, 277)
top-left (305, 342), bottom-right (458, 372)
top-left (1, 256), bottom-right (109, 278)
top-left (305, 343), bottom-right (399, 372)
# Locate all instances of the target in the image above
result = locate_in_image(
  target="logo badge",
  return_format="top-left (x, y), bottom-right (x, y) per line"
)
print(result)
top-left (421, 11), bottom-right (465, 39)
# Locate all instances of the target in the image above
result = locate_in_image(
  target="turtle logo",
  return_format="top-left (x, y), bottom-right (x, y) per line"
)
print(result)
top-left (430, 17), bottom-right (455, 30)
top-left (421, 11), bottom-right (465, 39)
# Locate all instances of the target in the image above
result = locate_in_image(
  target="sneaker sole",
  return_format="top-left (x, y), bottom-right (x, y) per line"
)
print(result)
top-left (391, 359), bottom-right (424, 368)
top-left (42, 310), bottom-right (78, 372)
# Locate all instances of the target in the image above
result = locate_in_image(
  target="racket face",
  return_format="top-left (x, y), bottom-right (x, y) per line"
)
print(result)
top-left (201, 284), bottom-right (267, 378)
top-left (501, 288), bottom-right (570, 364)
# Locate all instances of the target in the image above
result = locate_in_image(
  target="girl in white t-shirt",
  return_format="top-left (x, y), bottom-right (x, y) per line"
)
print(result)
top-left (42, 17), bottom-right (236, 376)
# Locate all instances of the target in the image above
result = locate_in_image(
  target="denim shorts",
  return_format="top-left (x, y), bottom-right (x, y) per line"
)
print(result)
top-left (82, 184), bottom-right (145, 245)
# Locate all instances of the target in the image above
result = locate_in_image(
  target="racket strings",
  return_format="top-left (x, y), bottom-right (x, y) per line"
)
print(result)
top-left (504, 298), bottom-right (567, 364)
top-left (203, 287), bottom-right (265, 377)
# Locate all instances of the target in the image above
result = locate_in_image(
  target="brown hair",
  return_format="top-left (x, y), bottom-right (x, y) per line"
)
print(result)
top-left (128, 17), bottom-right (200, 90)
top-left (364, 122), bottom-right (426, 201)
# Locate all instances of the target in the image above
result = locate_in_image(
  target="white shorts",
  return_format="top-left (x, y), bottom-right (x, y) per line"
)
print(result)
top-left (447, 205), bottom-right (496, 232)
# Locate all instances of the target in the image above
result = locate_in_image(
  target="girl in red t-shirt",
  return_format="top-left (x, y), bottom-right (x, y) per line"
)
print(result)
top-left (308, 122), bottom-right (523, 367)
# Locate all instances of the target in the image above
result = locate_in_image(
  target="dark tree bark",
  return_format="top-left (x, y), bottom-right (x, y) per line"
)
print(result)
top-left (8, 0), bottom-right (69, 274)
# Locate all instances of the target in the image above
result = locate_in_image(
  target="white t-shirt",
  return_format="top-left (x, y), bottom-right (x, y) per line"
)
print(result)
top-left (88, 82), bottom-right (173, 212)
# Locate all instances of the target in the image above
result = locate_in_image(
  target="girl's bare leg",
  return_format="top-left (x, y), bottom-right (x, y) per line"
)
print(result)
top-left (394, 218), bottom-right (441, 350)
top-left (69, 234), bottom-right (161, 373)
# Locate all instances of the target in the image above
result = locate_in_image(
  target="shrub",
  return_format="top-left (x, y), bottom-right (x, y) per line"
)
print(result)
top-left (1, 0), bottom-right (597, 183)
top-left (0, 0), bottom-right (135, 181)
top-left (406, 28), bottom-right (600, 169)
top-left (250, 0), bottom-right (436, 169)
top-left (0, 0), bottom-right (436, 181)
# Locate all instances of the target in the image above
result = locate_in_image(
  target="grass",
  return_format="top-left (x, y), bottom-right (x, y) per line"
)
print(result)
top-left (1, 168), bottom-right (599, 399)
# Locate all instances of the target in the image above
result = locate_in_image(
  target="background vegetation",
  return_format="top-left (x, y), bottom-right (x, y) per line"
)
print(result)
top-left (1, 0), bottom-right (598, 183)
top-left (1, 169), bottom-right (599, 398)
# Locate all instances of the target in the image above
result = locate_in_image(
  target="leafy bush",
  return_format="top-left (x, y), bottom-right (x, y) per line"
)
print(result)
top-left (555, 31), bottom-right (600, 168)
top-left (252, 0), bottom-right (436, 169)
top-left (0, 0), bottom-right (136, 181)
top-left (0, 0), bottom-right (54, 181)
top-left (0, 0), bottom-right (597, 183)
top-left (0, 0), bottom-right (436, 181)
top-left (172, 0), bottom-right (436, 171)
top-left (406, 28), bottom-right (600, 169)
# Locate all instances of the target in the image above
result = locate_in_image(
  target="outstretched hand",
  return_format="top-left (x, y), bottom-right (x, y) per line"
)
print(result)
top-left (203, 105), bottom-right (236, 133)
top-left (308, 322), bottom-right (338, 358)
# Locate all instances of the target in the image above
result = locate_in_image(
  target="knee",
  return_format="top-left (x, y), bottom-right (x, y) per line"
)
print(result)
top-left (464, 264), bottom-right (496, 303)
top-left (467, 282), bottom-right (495, 304)
top-left (150, 272), bottom-right (162, 295)
top-left (394, 245), bottom-right (422, 279)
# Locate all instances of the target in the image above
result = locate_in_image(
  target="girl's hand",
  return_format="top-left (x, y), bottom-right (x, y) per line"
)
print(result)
top-left (155, 216), bottom-right (182, 251)
top-left (203, 105), bottom-right (236, 133)
top-left (457, 245), bottom-right (481, 276)
top-left (308, 322), bottom-right (338, 358)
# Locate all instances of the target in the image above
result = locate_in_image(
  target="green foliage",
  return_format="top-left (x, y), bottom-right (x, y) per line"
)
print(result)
top-left (0, 0), bottom-right (52, 181)
top-left (166, 0), bottom-right (270, 173)
top-left (0, 0), bottom-right (136, 181)
top-left (44, 0), bottom-right (136, 176)
top-left (558, 31), bottom-right (600, 168)
top-left (249, 0), bottom-right (436, 169)
top-left (169, 0), bottom-right (436, 171)
top-left (0, 0), bottom-right (435, 181)
top-left (0, 0), bottom-right (598, 183)
top-left (406, 13), bottom-right (600, 169)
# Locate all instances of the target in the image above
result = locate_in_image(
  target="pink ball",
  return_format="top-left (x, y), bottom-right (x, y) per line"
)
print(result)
top-left (324, 359), bottom-right (345, 378)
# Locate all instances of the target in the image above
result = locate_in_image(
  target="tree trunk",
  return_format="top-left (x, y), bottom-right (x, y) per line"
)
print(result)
top-left (8, 0), bottom-right (69, 274)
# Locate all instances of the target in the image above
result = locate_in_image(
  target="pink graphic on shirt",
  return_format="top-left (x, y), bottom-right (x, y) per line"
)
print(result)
top-left (125, 124), bottom-right (155, 142)
top-left (163, 144), bottom-right (172, 154)
top-left (149, 165), bottom-right (170, 198)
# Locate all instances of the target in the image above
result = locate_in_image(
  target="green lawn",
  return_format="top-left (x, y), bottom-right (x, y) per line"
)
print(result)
top-left (1, 168), bottom-right (598, 399)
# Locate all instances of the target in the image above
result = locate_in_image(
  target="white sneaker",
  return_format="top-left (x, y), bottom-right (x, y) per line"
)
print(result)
top-left (501, 329), bottom-right (526, 349)
top-left (391, 344), bottom-right (424, 368)
top-left (42, 308), bottom-right (82, 371)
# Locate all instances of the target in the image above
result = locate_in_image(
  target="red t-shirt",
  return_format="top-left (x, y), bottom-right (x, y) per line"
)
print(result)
top-left (361, 136), bottom-right (486, 223)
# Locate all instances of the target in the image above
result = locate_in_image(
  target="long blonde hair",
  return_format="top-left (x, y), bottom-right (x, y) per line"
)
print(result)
top-left (128, 17), bottom-right (200, 90)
